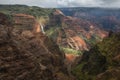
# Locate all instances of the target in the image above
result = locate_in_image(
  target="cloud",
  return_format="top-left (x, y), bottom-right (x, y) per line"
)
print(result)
top-left (100, 0), bottom-right (120, 7)
top-left (56, 0), bottom-right (120, 8)
top-left (67, 0), bottom-right (104, 7)
top-left (0, 0), bottom-right (120, 8)
top-left (101, 0), bottom-right (118, 3)
top-left (0, 0), bottom-right (57, 7)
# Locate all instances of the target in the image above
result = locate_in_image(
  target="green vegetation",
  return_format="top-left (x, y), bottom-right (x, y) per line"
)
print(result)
top-left (72, 62), bottom-right (96, 80)
top-left (0, 5), bottom-right (54, 30)
top-left (60, 47), bottom-right (82, 55)
top-left (79, 33), bottom-right (101, 47)
top-left (46, 27), bottom-right (82, 55)
top-left (87, 35), bottom-right (101, 46)
top-left (45, 27), bottom-right (60, 40)
top-left (72, 32), bottom-right (120, 80)
top-left (0, 5), bottom-right (54, 18)
top-left (98, 33), bottom-right (120, 67)
top-left (45, 26), bottom-right (84, 55)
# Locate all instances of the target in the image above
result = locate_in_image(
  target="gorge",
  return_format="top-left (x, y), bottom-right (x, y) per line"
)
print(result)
top-left (0, 5), bottom-right (120, 80)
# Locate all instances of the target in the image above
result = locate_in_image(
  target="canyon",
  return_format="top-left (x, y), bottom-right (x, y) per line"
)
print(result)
top-left (45, 9), bottom-right (108, 54)
top-left (0, 5), bottom-right (120, 80)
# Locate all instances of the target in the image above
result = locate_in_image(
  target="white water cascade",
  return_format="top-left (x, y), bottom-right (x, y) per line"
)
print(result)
top-left (40, 23), bottom-right (45, 34)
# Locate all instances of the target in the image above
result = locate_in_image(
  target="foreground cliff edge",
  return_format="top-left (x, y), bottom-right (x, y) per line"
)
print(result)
top-left (72, 32), bottom-right (120, 80)
top-left (0, 13), bottom-right (75, 80)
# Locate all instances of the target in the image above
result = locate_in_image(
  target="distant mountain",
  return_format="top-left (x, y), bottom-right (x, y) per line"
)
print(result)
top-left (60, 7), bottom-right (120, 32)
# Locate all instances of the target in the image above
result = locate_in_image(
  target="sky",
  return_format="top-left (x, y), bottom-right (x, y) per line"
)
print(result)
top-left (0, 0), bottom-right (120, 8)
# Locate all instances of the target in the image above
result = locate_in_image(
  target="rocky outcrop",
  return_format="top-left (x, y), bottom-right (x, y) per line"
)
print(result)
top-left (0, 13), bottom-right (10, 25)
top-left (12, 13), bottom-right (41, 33)
top-left (46, 10), bottom-right (108, 51)
top-left (0, 13), bottom-right (75, 80)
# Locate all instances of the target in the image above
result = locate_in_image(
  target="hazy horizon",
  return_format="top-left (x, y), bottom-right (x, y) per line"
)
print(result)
top-left (0, 0), bottom-right (120, 8)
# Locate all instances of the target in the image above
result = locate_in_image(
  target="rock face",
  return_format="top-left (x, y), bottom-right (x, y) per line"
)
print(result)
top-left (12, 13), bottom-right (41, 33)
top-left (0, 13), bottom-right (75, 80)
top-left (46, 10), bottom-right (108, 51)
top-left (0, 13), bottom-right (10, 25)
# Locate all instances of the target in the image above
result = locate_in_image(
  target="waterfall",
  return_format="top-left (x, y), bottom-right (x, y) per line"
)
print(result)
top-left (40, 23), bottom-right (45, 34)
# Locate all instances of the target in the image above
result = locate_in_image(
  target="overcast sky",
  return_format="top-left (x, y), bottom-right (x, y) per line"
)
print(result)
top-left (0, 0), bottom-right (120, 8)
